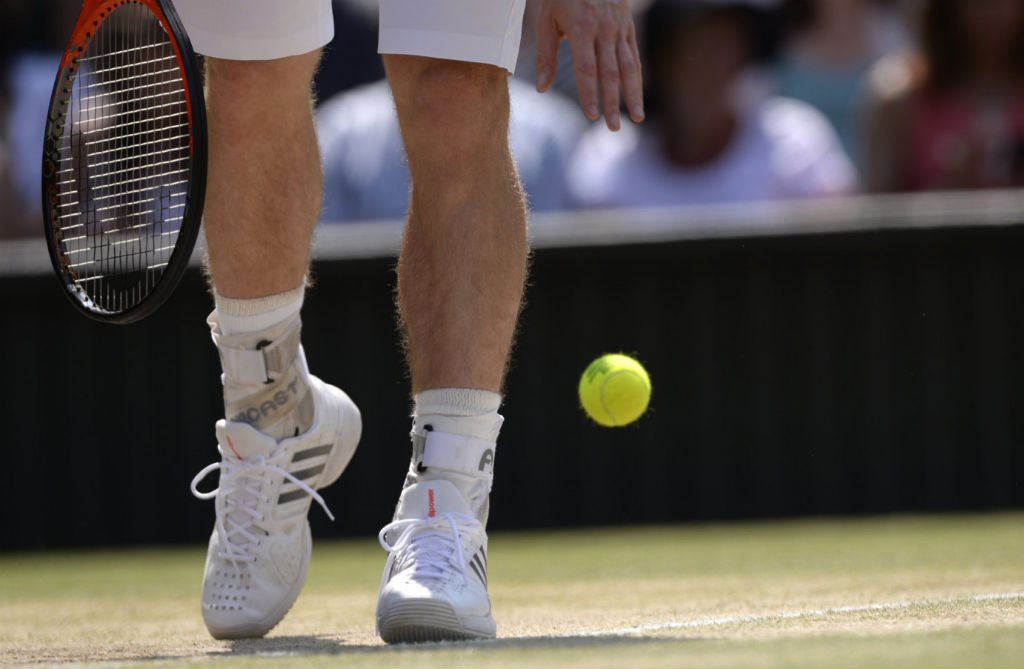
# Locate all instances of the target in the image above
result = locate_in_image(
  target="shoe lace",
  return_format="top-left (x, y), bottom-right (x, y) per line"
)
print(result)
top-left (191, 455), bottom-right (334, 567)
top-left (377, 513), bottom-right (483, 589)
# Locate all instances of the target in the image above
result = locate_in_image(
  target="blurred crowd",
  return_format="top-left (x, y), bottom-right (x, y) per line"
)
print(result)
top-left (5, 0), bottom-right (1024, 237)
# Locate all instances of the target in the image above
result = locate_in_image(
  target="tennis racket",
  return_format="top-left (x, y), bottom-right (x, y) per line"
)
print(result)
top-left (41, 0), bottom-right (206, 324)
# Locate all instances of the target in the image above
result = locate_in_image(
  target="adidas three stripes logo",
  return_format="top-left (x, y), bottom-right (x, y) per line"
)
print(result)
top-left (277, 442), bottom-right (332, 505)
top-left (468, 547), bottom-right (487, 586)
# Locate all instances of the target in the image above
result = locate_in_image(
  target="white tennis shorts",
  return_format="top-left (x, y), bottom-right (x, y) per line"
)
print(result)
top-left (174, 0), bottom-right (525, 73)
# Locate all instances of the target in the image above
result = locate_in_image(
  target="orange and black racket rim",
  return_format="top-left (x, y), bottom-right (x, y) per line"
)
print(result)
top-left (41, 0), bottom-right (206, 324)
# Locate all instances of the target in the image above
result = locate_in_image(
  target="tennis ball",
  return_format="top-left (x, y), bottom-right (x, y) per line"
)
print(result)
top-left (579, 353), bottom-right (652, 427)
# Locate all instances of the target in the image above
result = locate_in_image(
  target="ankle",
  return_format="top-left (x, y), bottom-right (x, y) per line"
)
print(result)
top-left (410, 388), bottom-right (502, 481)
top-left (208, 292), bottom-right (313, 440)
top-left (412, 388), bottom-right (503, 441)
top-left (213, 285), bottom-right (304, 337)
top-left (403, 389), bottom-right (503, 520)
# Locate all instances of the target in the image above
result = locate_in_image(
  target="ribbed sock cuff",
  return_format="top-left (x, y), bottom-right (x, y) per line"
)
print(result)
top-left (412, 388), bottom-right (503, 443)
top-left (414, 388), bottom-right (502, 417)
top-left (214, 285), bottom-right (305, 336)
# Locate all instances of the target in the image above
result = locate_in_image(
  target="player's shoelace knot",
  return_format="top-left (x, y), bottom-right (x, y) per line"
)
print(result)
top-left (378, 513), bottom-right (483, 586)
top-left (191, 455), bottom-right (334, 565)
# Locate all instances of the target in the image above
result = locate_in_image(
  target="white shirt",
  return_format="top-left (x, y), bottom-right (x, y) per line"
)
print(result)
top-left (567, 96), bottom-right (858, 209)
top-left (317, 77), bottom-right (585, 222)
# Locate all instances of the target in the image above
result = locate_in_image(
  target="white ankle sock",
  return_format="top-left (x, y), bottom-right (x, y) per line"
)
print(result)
top-left (415, 388), bottom-right (501, 416)
top-left (214, 285), bottom-right (305, 337)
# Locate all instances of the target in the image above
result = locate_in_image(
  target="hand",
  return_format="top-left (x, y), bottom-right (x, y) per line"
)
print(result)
top-left (535, 0), bottom-right (644, 130)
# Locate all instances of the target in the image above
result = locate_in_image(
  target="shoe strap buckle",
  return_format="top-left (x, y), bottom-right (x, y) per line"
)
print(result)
top-left (419, 431), bottom-right (496, 482)
top-left (217, 327), bottom-right (302, 384)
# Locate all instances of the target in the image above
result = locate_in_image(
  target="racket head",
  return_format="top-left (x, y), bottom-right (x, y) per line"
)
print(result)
top-left (41, 0), bottom-right (206, 324)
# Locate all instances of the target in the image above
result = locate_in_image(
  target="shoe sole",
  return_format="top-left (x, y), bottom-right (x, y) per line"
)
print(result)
top-left (377, 599), bottom-right (496, 644)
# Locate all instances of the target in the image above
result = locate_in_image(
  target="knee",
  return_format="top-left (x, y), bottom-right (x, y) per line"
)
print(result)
top-left (388, 57), bottom-right (509, 150)
top-left (409, 60), bottom-right (506, 114)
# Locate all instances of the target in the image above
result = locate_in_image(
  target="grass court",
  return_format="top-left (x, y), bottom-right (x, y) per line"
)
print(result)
top-left (2, 512), bottom-right (1022, 667)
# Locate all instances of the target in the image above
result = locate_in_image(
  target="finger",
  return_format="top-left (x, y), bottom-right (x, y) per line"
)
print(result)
top-left (617, 34), bottom-right (644, 122)
top-left (535, 13), bottom-right (560, 92)
top-left (597, 36), bottom-right (621, 130)
top-left (569, 34), bottom-right (600, 120)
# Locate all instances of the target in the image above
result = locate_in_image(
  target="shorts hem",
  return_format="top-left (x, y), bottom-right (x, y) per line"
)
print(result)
top-left (378, 28), bottom-right (519, 74)
top-left (188, 20), bottom-right (333, 60)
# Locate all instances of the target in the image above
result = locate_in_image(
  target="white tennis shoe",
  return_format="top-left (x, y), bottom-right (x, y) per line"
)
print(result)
top-left (376, 480), bottom-right (495, 642)
top-left (191, 375), bottom-right (361, 639)
top-left (376, 425), bottom-right (498, 643)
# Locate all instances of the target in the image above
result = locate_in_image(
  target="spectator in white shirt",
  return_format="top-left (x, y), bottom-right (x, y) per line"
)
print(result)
top-left (569, 0), bottom-right (857, 209)
top-left (318, 76), bottom-right (586, 222)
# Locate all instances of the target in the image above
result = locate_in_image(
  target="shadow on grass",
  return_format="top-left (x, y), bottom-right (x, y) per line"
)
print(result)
top-left (213, 632), bottom-right (696, 658)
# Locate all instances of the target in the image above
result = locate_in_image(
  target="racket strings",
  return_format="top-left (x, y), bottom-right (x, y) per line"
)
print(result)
top-left (55, 2), bottom-right (192, 313)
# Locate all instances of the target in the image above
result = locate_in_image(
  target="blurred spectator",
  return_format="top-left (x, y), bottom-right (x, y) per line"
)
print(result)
top-left (314, 0), bottom-right (385, 102)
top-left (4, 51), bottom-right (56, 235)
top-left (568, 0), bottom-right (856, 209)
top-left (0, 0), bottom-right (78, 239)
top-left (0, 102), bottom-right (30, 240)
top-left (318, 77), bottom-right (586, 221)
top-left (0, 44), bottom-right (19, 239)
top-left (774, 0), bottom-right (910, 164)
top-left (863, 0), bottom-right (1024, 192)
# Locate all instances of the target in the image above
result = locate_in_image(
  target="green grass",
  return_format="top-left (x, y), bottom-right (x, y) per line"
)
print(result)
top-left (2, 513), bottom-right (1023, 667)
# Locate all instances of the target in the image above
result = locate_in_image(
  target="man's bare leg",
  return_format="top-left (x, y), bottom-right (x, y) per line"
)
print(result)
top-left (202, 51), bottom-right (324, 440)
top-left (375, 0), bottom-right (643, 642)
top-left (374, 55), bottom-right (527, 643)
top-left (387, 56), bottom-right (528, 394)
top-left (192, 50), bottom-right (362, 640)
top-left (203, 52), bottom-right (322, 298)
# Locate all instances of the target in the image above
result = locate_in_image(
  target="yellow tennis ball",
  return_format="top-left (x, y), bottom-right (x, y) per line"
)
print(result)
top-left (579, 353), bottom-right (652, 427)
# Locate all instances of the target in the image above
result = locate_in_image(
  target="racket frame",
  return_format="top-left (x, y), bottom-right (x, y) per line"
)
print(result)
top-left (41, 0), bottom-right (207, 324)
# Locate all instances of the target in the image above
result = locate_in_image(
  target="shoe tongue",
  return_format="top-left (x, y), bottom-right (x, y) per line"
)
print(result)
top-left (395, 479), bottom-right (471, 520)
top-left (216, 420), bottom-right (277, 461)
